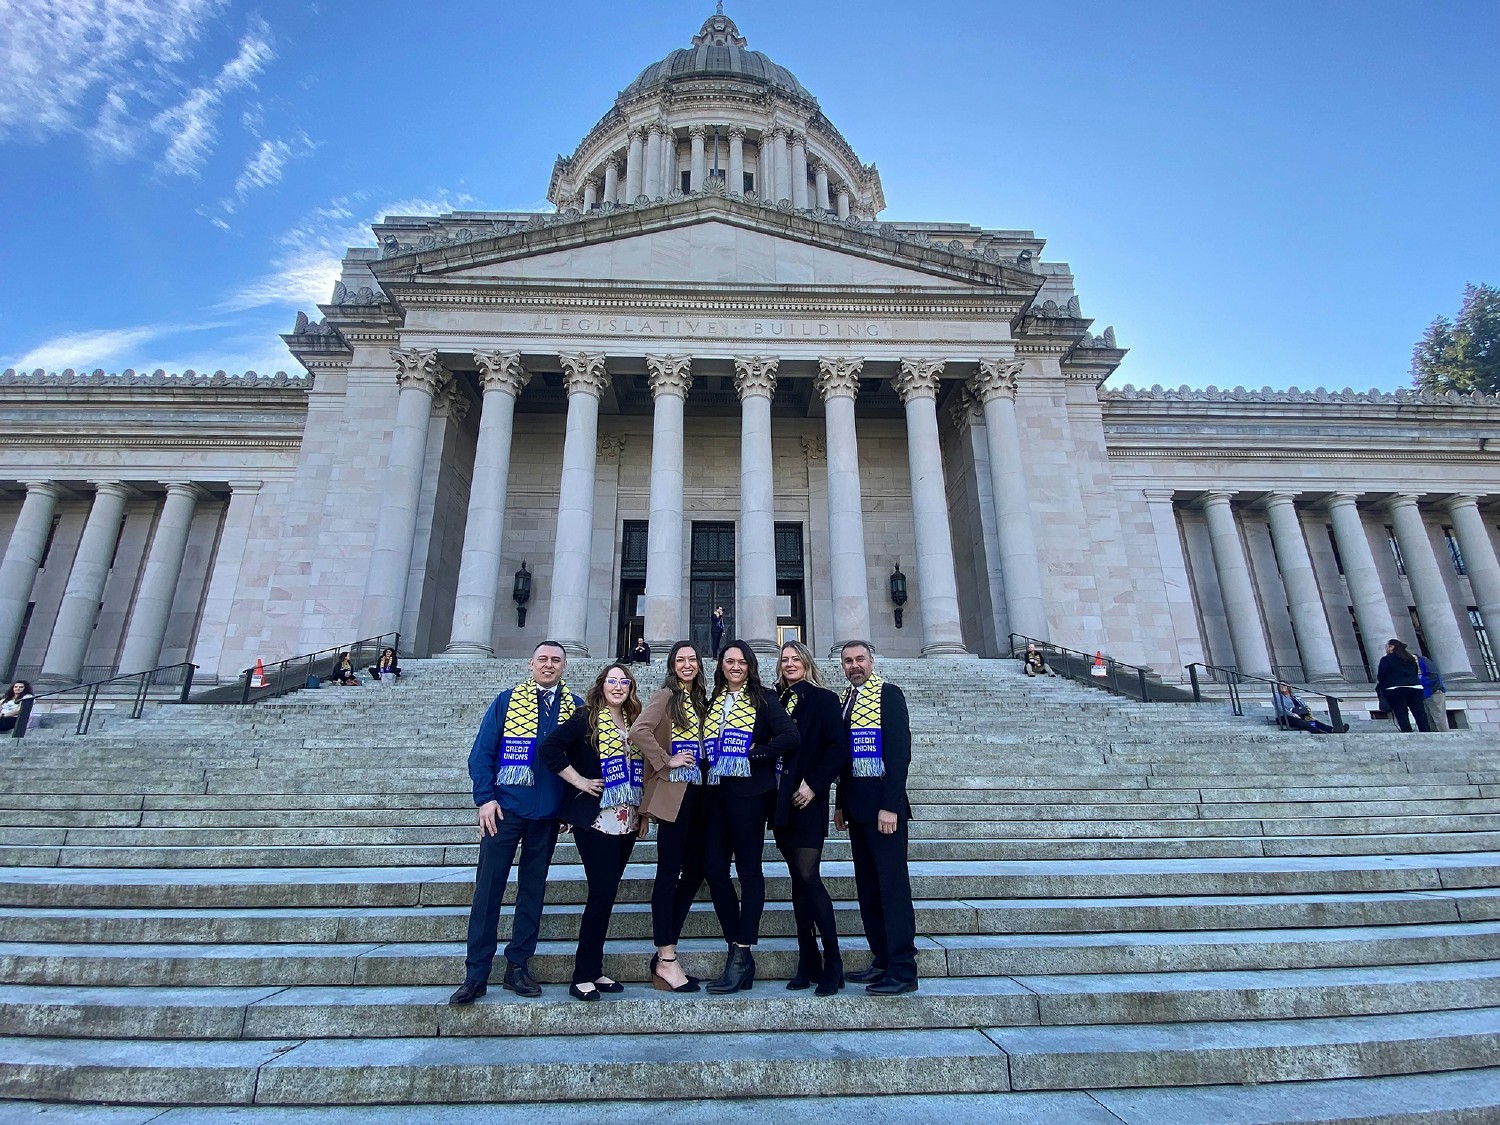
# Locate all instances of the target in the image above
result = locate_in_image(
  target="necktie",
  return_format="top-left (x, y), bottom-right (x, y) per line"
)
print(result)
top-left (843, 687), bottom-right (857, 723)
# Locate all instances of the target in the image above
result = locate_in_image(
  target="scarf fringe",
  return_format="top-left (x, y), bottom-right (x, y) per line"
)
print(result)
top-left (496, 764), bottom-right (535, 786)
top-left (851, 757), bottom-right (885, 779)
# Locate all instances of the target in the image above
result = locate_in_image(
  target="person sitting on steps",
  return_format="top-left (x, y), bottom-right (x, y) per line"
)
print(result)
top-left (367, 647), bottom-right (400, 681)
top-left (1273, 682), bottom-right (1347, 734)
top-left (1022, 643), bottom-right (1051, 676)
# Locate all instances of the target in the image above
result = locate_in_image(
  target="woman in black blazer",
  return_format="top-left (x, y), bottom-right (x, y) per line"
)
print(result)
top-left (773, 640), bottom-right (848, 995)
top-left (701, 639), bottom-right (799, 994)
top-left (539, 663), bottom-right (644, 1001)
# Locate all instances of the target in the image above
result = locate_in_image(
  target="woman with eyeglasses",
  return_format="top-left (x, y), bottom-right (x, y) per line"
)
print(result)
top-left (632, 640), bottom-right (710, 992)
top-left (699, 639), bottom-right (799, 994)
top-left (539, 663), bottom-right (644, 1000)
top-left (773, 640), bottom-right (848, 995)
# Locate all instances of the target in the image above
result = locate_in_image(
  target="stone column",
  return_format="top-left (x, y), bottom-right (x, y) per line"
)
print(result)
top-left (643, 355), bottom-right (693, 651)
top-left (757, 137), bottom-right (769, 198)
top-left (548, 353), bottom-right (610, 655)
top-left (603, 158), bottom-right (619, 205)
top-left (444, 352), bottom-right (530, 657)
top-left (816, 357), bottom-right (872, 647)
top-left (1445, 495), bottom-right (1500, 651)
top-left (1200, 491), bottom-right (1272, 677)
top-left (1388, 494), bottom-right (1474, 681)
top-left (1142, 490), bottom-right (1206, 669)
top-left (582, 177), bottom-right (598, 211)
top-left (190, 481), bottom-right (260, 680)
top-left (790, 132), bottom-right (809, 208)
top-left (625, 129), bottom-right (644, 200)
top-left (1263, 492), bottom-right (1341, 682)
top-left (728, 127), bottom-right (745, 193)
top-left (893, 359), bottom-right (968, 656)
top-left (1325, 492), bottom-right (1397, 676)
top-left (644, 125), bottom-right (663, 198)
top-left (0, 481), bottom-right (63, 679)
top-left (969, 359), bottom-right (1047, 641)
top-left (40, 481), bottom-right (131, 685)
top-left (772, 127), bottom-right (791, 202)
top-left (689, 125), bottom-right (707, 191)
top-left (734, 356), bottom-right (780, 657)
top-left (116, 482), bottom-right (201, 674)
top-left (814, 162), bottom-right (831, 211)
top-left (360, 349), bottom-right (448, 640)
top-left (661, 124), bottom-right (676, 194)
top-left (836, 188), bottom-right (850, 219)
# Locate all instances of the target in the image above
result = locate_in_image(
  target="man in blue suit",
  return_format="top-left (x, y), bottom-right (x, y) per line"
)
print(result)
top-left (449, 640), bottom-right (581, 1004)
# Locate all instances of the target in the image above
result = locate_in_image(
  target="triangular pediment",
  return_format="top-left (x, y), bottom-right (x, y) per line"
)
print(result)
top-left (369, 197), bottom-right (1041, 296)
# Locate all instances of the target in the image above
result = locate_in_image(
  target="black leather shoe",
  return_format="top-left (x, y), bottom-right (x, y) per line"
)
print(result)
top-left (787, 950), bottom-right (821, 991)
top-left (569, 982), bottom-right (601, 1002)
top-left (866, 978), bottom-right (919, 995)
top-left (447, 981), bottom-right (487, 1005)
top-left (815, 956), bottom-right (845, 997)
top-left (593, 977), bottom-right (624, 994)
top-left (502, 962), bottom-right (542, 998)
top-left (705, 945), bottom-right (756, 994)
top-left (845, 965), bottom-right (885, 984)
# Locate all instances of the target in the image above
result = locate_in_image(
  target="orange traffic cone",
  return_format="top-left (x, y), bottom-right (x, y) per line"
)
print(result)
top-left (251, 658), bottom-right (267, 688)
top-left (1090, 650), bottom-right (1107, 677)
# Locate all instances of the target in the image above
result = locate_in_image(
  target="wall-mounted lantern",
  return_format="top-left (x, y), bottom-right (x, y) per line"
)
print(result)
top-left (513, 561), bottom-right (532, 627)
top-left (889, 561), bottom-right (909, 629)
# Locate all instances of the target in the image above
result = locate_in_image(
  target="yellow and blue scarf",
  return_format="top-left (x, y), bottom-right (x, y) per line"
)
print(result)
top-left (703, 688), bottom-right (759, 783)
top-left (596, 708), bottom-right (642, 809)
top-left (668, 692), bottom-right (705, 784)
top-left (496, 679), bottom-right (576, 786)
top-left (841, 675), bottom-right (886, 778)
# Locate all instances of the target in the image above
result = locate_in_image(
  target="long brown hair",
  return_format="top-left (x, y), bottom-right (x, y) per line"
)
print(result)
top-left (713, 640), bottom-right (765, 712)
top-left (663, 640), bottom-right (708, 730)
top-left (585, 664), bottom-right (642, 741)
top-left (775, 640), bottom-right (824, 691)
top-left (1386, 638), bottom-right (1418, 667)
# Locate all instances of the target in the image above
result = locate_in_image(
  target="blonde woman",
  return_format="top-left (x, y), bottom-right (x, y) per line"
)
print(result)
top-left (540, 663), bottom-right (644, 1000)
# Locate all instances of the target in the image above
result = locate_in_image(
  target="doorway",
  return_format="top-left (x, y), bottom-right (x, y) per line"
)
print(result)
top-left (616, 521), bottom-right (647, 659)
top-left (691, 521), bottom-right (735, 657)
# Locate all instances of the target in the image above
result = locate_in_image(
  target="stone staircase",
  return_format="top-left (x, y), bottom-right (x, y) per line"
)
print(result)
top-left (2, 657), bottom-right (1499, 1122)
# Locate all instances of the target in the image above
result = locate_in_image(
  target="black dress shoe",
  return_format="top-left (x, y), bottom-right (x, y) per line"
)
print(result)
top-left (845, 965), bottom-right (886, 984)
top-left (569, 982), bottom-right (601, 1002)
top-left (447, 981), bottom-right (487, 1005)
top-left (866, 978), bottom-right (919, 995)
top-left (502, 963), bottom-right (542, 998)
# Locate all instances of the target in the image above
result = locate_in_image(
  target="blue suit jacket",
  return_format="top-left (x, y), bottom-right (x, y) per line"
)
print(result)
top-left (468, 684), bottom-right (583, 820)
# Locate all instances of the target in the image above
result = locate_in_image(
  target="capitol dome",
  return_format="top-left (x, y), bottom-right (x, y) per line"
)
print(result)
top-left (619, 7), bottom-right (815, 103)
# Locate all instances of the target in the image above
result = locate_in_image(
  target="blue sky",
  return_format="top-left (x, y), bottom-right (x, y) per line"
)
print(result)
top-left (1, 0), bottom-right (1494, 392)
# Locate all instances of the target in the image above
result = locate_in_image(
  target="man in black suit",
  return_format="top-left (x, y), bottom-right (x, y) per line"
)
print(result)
top-left (833, 640), bottom-right (917, 994)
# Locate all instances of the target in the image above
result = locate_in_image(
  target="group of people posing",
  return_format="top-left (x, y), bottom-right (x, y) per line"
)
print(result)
top-left (448, 636), bottom-right (917, 1005)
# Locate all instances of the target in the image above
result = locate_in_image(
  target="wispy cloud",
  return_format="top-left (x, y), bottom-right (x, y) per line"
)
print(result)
top-left (2, 318), bottom-right (286, 375)
top-left (7, 324), bottom-right (169, 371)
top-left (152, 17), bottom-right (275, 177)
top-left (0, 0), bottom-right (226, 142)
top-left (222, 190), bottom-right (480, 311)
top-left (228, 131), bottom-right (316, 205)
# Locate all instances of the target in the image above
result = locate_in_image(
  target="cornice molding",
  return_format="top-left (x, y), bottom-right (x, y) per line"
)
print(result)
top-left (2, 368), bottom-right (309, 390)
top-left (1102, 383), bottom-right (1500, 408)
top-left (0, 435), bottom-right (302, 449)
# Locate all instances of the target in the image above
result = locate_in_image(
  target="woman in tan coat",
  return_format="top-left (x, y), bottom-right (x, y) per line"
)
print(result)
top-left (631, 640), bottom-right (710, 992)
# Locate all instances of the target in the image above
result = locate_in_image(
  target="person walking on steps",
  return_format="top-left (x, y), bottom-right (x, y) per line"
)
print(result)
top-left (773, 640), bottom-right (849, 996)
top-left (834, 640), bottom-right (919, 995)
top-left (1376, 638), bottom-right (1431, 733)
top-left (450, 640), bottom-right (582, 1005)
top-left (700, 639), bottom-right (799, 994)
top-left (1418, 653), bottom-right (1449, 732)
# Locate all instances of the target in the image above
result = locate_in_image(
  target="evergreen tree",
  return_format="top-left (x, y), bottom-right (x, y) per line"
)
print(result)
top-left (1411, 283), bottom-right (1500, 395)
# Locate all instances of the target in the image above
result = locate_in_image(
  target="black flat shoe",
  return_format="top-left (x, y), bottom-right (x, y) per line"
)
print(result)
top-left (447, 981), bottom-right (486, 1005)
top-left (866, 978), bottom-right (919, 995)
top-left (845, 965), bottom-right (885, 984)
top-left (569, 983), bottom-right (601, 1002)
top-left (594, 977), bottom-right (624, 994)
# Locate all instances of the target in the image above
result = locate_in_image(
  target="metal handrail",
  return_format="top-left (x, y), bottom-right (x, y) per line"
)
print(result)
top-left (1186, 662), bottom-right (1345, 731)
top-left (1007, 633), bottom-right (1159, 702)
top-left (11, 662), bottom-right (198, 738)
top-left (237, 632), bottom-right (400, 704)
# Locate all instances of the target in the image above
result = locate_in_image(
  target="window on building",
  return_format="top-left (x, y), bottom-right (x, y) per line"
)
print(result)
top-left (1347, 606), bottom-right (1373, 681)
top-left (1385, 527), bottom-right (1406, 576)
top-left (680, 170), bottom-right (691, 193)
top-left (743, 172), bottom-right (755, 195)
top-left (38, 515), bottom-right (60, 569)
top-left (1470, 607), bottom-right (1498, 680)
top-left (1408, 607), bottom-right (1429, 657)
top-left (1443, 527), bottom-right (1466, 575)
top-left (1326, 525), bottom-right (1345, 575)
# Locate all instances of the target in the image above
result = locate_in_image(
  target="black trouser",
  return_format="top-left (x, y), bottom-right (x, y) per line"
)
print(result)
top-left (654, 784), bottom-right (708, 946)
top-left (462, 814), bottom-right (559, 985)
top-left (848, 817), bottom-right (917, 984)
top-left (1386, 686), bottom-right (1431, 732)
top-left (571, 824), bottom-right (635, 983)
top-left (702, 787), bottom-right (771, 946)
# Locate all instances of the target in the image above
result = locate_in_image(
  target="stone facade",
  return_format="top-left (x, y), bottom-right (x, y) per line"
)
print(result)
top-left (2, 11), bottom-right (1498, 727)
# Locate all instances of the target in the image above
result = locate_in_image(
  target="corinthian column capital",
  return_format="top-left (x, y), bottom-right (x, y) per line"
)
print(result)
top-left (473, 351), bottom-right (531, 397)
top-left (893, 358), bottom-right (946, 402)
top-left (689, 123), bottom-right (707, 139)
top-left (432, 381), bottom-right (471, 422)
top-left (390, 348), bottom-right (447, 395)
top-left (727, 125), bottom-right (746, 140)
top-left (814, 356), bottom-right (864, 400)
top-left (948, 385), bottom-right (983, 432)
top-left (970, 358), bottom-right (1024, 403)
top-left (646, 354), bottom-right (693, 399)
top-left (733, 355), bottom-right (779, 400)
top-left (559, 352), bottom-right (610, 397)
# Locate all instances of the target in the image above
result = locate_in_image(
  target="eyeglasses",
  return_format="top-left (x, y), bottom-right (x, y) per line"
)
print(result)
top-left (604, 678), bottom-right (633, 687)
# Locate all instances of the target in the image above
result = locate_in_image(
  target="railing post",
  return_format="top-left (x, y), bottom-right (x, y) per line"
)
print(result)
top-left (240, 668), bottom-right (253, 705)
top-left (1138, 667), bottom-right (1150, 702)
top-left (133, 672), bottom-right (150, 720)
top-left (1189, 664), bottom-right (1201, 703)
top-left (11, 696), bottom-right (34, 739)
top-left (1328, 696), bottom-right (1344, 732)
top-left (179, 666), bottom-right (196, 704)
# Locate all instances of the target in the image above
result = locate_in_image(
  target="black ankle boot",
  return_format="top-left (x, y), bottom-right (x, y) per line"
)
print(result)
top-left (787, 942), bottom-right (822, 991)
top-left (706, 945), bottom-right (755, 993)
top-left (814, 953), bottom-right (844, 996)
